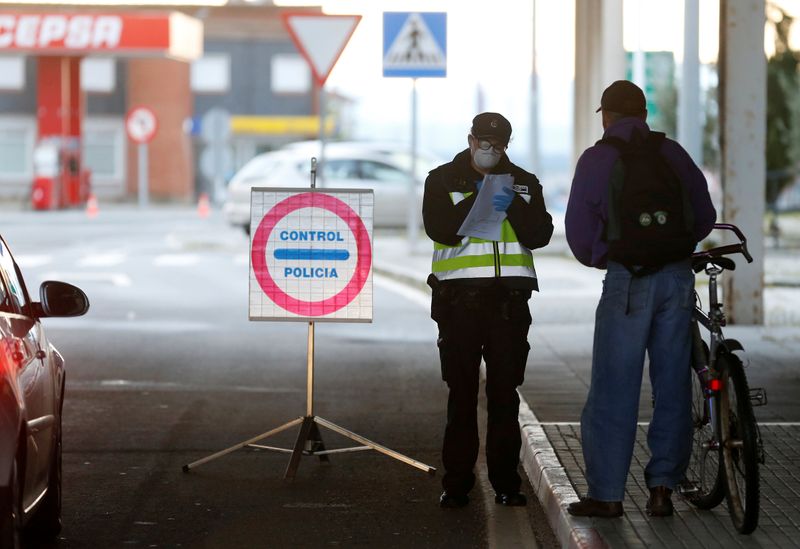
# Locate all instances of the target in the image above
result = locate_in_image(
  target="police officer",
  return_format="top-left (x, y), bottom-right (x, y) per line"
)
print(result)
top-left (422, 112), bottom-right (554, 508)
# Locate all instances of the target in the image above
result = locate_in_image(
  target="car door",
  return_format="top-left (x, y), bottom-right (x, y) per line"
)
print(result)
top-left (0, 238), bottom-right (53, 507)
top-left (357, 159), bottom-right (411, 227)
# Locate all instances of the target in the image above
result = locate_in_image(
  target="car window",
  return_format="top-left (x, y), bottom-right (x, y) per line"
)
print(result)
top-left (0, 240), bottom-right (26, 313)
top-left (234, 155), bottom-right (284, 184)
top-left (323, 159), bottom-right (359, 181)
top-left (359, 160), bottom-right (408, 184)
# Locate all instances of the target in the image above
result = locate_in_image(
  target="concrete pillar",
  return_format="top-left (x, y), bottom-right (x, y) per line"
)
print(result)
top-left (127, 58), bottom-right (194, 201)
top-left (679, 0), bottom-right (702, 164)
top-left (573, 0), bottom-right (625, 166)
top-left (719, 0), bottom-right (766, 324)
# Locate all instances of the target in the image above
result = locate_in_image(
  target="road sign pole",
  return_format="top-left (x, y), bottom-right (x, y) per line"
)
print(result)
top-left (137, 143), bottom-right (148, 208)
top-left (408, 78), bottom-right (419, 251)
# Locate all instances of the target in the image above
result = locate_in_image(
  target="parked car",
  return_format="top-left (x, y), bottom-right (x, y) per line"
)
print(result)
top-left (223, 142), bottom-right (441, 234)
top-left (0, 234), bottom-right (89, 547)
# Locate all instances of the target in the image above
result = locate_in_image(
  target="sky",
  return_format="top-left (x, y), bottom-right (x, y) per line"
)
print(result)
top-left (277, 0), bottom-right (799, 179)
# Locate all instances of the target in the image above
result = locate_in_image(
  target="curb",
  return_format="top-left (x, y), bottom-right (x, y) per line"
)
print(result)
top-left (518, 393), bottom-right (606, 549)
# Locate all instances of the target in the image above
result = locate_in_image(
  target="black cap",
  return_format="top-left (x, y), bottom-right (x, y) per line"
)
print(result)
top-left (471, 112), bottom-right (512, 146)
top-left (596, 80), bottom-right (647, 115)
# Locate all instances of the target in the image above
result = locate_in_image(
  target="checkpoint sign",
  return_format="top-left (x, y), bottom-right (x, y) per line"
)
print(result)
top-left (249, 188), bottom-right (373, 322)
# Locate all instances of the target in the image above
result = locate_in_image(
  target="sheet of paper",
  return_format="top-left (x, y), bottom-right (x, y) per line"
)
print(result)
top-left (457, 174), bottom-right (515, 241)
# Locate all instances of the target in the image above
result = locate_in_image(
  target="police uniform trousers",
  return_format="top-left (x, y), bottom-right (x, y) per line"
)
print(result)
top-left (431, 282), bottom-right (532, 496)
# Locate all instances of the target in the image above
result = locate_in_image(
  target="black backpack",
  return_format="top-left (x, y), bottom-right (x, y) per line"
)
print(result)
top-left (599, 130), bottom-right (696, 270)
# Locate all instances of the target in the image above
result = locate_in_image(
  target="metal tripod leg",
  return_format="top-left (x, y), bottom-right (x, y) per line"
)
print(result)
top-left (182, 417), bottom-right (303, 472)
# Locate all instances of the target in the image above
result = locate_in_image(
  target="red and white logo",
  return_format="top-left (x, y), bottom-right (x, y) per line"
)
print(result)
top-left (0, 13), bottom-right (177, 53)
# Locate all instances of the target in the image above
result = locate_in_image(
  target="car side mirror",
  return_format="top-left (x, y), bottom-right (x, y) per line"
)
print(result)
top-left (36, 281), bottom-right (90, 318)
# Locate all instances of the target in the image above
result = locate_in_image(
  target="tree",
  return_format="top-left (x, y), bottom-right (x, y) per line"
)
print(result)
top-left (766, 5), bottom-right (800, 208)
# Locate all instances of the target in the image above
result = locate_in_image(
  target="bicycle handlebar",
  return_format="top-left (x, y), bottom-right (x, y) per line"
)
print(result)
top-left (691, 223), bottom-right (753, 264)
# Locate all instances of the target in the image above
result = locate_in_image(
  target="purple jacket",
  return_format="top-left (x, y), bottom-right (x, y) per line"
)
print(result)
top-left (565, 117), bottom-right (717, 269)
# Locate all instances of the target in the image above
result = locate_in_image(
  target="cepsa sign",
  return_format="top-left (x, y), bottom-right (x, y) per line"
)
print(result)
top-left (0, 13), bottom-right (202, 59)
top-left (249, 188), bottom-right (374, 323)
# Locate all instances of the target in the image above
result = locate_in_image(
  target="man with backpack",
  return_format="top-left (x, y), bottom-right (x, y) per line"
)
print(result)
top-left (564, 80), bottom-right (716, 518)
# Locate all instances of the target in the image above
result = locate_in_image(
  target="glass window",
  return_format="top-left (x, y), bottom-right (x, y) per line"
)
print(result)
top-left (81, 118), bottom-right (125, 186)
top-left (0, 240), bottom-right (26, 313)
top-left (271, 54), bottom-right (311, 94)
top-left (323, 159), bottom-right (359, 181)
top-left (0, 127), bottom-right (31, 177)
top-left (83, 128), bottom-right (120, 177)
top-left (359, 160), bottom-right (407, 183)
top-left (191, 54), bottom-right (231, 94)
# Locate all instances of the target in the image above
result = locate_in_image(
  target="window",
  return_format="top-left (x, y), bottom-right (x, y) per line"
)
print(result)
top-left (82, 118), bottom-right (124, 183)
top-left (0, 56), bottom-right (25, 90)
top-left (81, 58), bottom-right (115, 93)
top-left (191, 54), bottom-right (231, 94)
top-left (0, 117), bottom-right (35, 181)
top-left (271, 54), bottom-right (310, 94)
top-left (323, 159), bottom-right (359, 181)
top-left (0, 240), bottom-right (26, 313)
top-left (359, 160), bottom-right (407, 183)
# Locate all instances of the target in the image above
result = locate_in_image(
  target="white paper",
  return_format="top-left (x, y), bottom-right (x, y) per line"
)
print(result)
top-left (457, 174), bottom-right (515, 241)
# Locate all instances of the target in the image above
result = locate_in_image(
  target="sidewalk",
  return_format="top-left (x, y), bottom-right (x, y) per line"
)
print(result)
top-left (373, 231), bottom-right (800, 548)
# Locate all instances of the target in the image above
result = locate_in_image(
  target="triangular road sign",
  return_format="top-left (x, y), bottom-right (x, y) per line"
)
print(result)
top-left (282, 13), bottom-right (361, 87)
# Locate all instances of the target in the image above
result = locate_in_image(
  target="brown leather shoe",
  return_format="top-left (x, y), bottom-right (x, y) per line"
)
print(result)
top-left (567, 497), bottom-right (623, 518)
top-left (646, 486), bottom-right (674, 517)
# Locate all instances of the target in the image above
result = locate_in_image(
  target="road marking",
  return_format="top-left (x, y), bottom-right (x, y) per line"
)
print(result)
top-left (41, 318), bottom-right (211, 332)
top-left (78, 253), bottom-right (126, 267)
top-left (153, 254), bottom-right (200, 266)
top-left (377, 274), bottom-right (539, 548)
top-left (15, 254), bottom-right (52, 268)
top-left (41, 271), bottom-right (132, 287)
top-left (373, 273), bottom-right (429, 309)
top-left (67, 379), bottom-right (304, 393)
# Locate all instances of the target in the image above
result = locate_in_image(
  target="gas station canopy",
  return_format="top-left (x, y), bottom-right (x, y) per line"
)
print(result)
top-left (0, 11), bottom-right (202, 61)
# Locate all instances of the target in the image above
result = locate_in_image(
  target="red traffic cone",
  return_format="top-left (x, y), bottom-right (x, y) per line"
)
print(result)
top-left (197, 193), bottom-right (210, 218)
top-left (85, 193), bottom-right (99, 219)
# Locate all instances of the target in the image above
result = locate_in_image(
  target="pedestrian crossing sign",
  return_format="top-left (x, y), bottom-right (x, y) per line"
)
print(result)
top-left (383, 12), bottom-right (446, 78)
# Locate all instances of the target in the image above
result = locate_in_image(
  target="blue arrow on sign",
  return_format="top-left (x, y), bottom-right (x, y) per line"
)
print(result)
top-left (383, 12), bottom-right (447, 78)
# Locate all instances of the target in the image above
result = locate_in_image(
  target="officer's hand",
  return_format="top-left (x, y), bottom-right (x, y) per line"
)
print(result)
top-left (492, 187), bottom-right (515, 212)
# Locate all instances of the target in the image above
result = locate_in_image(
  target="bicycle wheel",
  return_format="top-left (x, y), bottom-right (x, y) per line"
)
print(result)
top-left (718, 351), bottom-right (760, 534)
top-left (682, 340), bottom-right (725, 509)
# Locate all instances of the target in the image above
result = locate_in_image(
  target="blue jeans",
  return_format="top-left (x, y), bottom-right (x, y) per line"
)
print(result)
top-left (581, 260), bottom-right (694, 501)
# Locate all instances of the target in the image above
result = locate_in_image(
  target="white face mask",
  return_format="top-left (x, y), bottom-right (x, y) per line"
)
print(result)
top-left (473, 148), bottom-right (501, 170)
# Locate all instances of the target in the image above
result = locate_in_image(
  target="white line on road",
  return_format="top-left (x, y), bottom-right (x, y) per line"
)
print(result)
top-left (41, 271), bottom-right (132, 287)
top-left (15, 254), bottom-right (52, 268)
top-left (152, 254), bottom-right (200, 267)
top-left (376, 273), bottom-right (539, 548)
top-left (67, 379), bottom-right (303, 393)
top-left (78, 253), bottom-right (126, 267)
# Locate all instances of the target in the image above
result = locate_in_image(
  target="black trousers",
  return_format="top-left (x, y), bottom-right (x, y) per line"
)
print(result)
top-left (431, 283), bottom-right (532, 496)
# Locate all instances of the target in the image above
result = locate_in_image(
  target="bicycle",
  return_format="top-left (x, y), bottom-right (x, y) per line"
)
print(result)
top-left (679, 223), bottom-right (768, 535)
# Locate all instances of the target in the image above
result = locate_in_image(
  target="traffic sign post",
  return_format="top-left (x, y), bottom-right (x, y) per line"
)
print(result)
top-left (125, 106), bottom-right (157, 208)
top-left (282, 13), bottom-right (361, 183)
top-left (383, 12), bottom-right (447, 250)
top-left (182, 160), bottom-right (435, 479)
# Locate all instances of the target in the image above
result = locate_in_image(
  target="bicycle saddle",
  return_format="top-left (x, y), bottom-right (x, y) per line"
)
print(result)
top-left (692, 256), bottom-right (737, 273)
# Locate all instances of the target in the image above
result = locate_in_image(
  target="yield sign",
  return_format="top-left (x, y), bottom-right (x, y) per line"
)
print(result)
top-left (282, 13), bottom-right (361, 87)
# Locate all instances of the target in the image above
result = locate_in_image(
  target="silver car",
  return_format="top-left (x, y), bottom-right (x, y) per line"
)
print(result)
top-left (0, 234), bottom-right (89, 546)
top-left (223, 143), bottom-right (439, 234)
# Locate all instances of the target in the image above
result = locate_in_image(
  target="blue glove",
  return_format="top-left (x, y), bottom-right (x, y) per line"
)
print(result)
top-left (475, 179), bottom-right (483, 193)
top-left (492, 187), bottom-right (515, 212)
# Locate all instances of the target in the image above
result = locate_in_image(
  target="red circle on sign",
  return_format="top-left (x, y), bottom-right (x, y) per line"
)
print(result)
top-left (251, 192), bottom-right (372, 317)
top-left (125, 106), bottom-right (158, 144)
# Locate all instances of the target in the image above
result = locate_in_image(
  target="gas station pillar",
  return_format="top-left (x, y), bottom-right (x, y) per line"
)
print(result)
top-left (127, 58), bottom-right (194, 201)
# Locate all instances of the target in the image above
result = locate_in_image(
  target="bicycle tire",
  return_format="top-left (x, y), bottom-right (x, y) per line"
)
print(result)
top-left (718, 351), bottom-right (760, 534)
top-left (682, 339), bottom-right (725, 509)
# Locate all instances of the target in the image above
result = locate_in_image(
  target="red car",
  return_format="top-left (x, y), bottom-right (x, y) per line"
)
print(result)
top-left (0, 234), bottom-right (89, 547)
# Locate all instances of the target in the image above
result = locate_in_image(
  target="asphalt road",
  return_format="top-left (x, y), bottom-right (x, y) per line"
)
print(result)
top-left (2, 207), bottom-right (557, 548)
